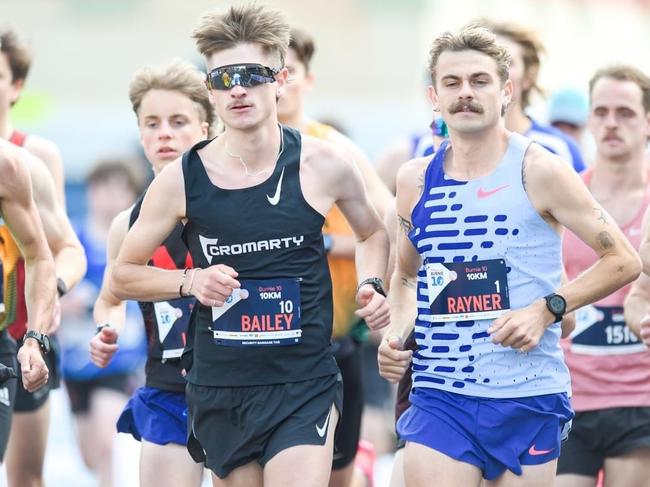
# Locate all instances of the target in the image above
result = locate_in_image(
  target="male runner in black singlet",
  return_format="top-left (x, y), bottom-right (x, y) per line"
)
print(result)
top-left (111, 4), bottom-right (389, 487)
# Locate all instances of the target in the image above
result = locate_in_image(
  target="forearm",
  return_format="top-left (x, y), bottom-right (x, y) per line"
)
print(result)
top-left (24, 258), bottom-right (56, 333)
top-left (112, 262), bottom-right (187, 302)
top-left (624, 291), bottom-right (648, 338)
top-left (385, 270), bottom-right (418, 340)
top-left (558, 252), bottom-right (641, 314)
top-left (54, 245), bottom-right (87, 291)
top-left (354, 227), bottom-right (389, 283)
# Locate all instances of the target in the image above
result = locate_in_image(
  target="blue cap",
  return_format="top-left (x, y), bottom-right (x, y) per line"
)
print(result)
top-left (548, 87), bottom-right (589, 126)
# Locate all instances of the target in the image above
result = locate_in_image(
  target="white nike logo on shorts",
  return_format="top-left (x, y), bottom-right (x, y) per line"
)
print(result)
top-left (266, 167), bottom-right (285, 206)
top-left (316, 407), bottom-right (332, 438)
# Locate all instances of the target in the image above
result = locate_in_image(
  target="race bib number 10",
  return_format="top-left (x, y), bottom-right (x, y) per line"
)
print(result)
top-left (153, 297), bottom-right (195, 359)
top-left (211, 278), bottom-right (302, 347)
top-left (426, 259), bottom-right (510, 322)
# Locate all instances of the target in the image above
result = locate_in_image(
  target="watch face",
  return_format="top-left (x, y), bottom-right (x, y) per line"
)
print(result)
top-left (549, 295), bottom-right (566, 314)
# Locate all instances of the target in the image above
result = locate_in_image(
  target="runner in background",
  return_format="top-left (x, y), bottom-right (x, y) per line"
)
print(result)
top-left (477, 19), bottom-right (586, 173)
top-left (0, 29), bottom-right (65, 203)
top-left (559, 65), bottom-right (650, 487)
top-left (59, 160), bottom-right (145, 487)
top-left (0, 141), bottom-right (56, 462)
top-left (91, 59), bottom-right (214, 487)
top-left (1, 27), bottom-right (87, 487)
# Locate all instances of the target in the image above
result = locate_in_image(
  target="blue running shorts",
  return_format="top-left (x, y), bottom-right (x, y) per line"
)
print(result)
top-left (397, 387), bottom-right (573, 480)
top-left (117, 386), bottom-right (188, 446)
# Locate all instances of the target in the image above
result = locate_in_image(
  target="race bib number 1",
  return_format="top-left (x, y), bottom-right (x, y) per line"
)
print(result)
top-left (211, 278), bottom-right (302, 347)
top-left (426, 259), bottom-right (510, 322)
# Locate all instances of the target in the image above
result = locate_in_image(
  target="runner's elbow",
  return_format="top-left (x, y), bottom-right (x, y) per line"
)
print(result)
top-left (621, 250), bottom-right (642, 285)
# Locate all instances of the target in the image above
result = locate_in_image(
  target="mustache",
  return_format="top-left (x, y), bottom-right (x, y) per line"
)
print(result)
top-left (603, 131), bottom-right (622, 140)
top-left (450, 100), bottom-right (484, 114)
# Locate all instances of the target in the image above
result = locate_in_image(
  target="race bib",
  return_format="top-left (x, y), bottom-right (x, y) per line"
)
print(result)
top-left (570, 305), bottom-right (644, 355)
top-left (153, 297), bottom-right (195, 359)
top-left (210, 278), bottom-right (301, 347)
top-left (426, 259), bottom-right (510, 322)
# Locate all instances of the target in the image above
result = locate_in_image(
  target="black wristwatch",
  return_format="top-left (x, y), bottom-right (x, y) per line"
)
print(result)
top-left (544, 293), bottom-right (567, 323)
top-left (23, 330), bottom-right (51, 354)
top-left (96, 323), bottom-right (111, 334)
top-left (56, 277), bottom-right (68, 297)
top-left (357, 277), bottom-right (387, 297)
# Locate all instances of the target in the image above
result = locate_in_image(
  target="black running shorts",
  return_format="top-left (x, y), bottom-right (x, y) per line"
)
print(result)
top-left (332, 336), bottom-right (363, 469)
top-left (0, 331), bottom-right (17, 460)
top-left (186, 373), bottom-right (343, 479)
top-left (557, 406), bottom-right (650, 476)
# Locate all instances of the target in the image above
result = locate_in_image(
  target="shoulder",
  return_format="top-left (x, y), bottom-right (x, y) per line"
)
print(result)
top-left (156, 157), bottom-right (185, 186)
top-left (301, 134), bottom-right (354, 172)
top-left (396, 156), bottom-right (430, 190)
top-left (523, 140), bottom-right (578, 190)
top-left (0, 140), bottom-right (44, 188)
top-left (0, 140), bottom-right (22, 177)
top-left (110, 208), bottom-right (132, 240)
top-left (22, 135), bottom-right (62, 163)
top-left (0, 139), bottom-right (29, 196)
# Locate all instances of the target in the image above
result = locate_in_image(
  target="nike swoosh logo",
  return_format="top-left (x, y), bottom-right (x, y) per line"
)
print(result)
top-left (477, 184), bottom-right (510, 199)
top-left (316, 408), bottom-right (332, 438)
top-left (266, 167), bottom-right (285, 206)
top-left (528, 444), bottom-right (554, 456)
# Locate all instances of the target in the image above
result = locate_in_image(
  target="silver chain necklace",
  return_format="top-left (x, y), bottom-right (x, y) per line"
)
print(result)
top-left (224, 130), bottom-right (284, 178)
top-left (224, 143), bottom-right (274, 177)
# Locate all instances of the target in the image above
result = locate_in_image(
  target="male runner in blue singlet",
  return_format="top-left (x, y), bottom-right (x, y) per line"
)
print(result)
top-left (379, 26), bottom-right (640, 487)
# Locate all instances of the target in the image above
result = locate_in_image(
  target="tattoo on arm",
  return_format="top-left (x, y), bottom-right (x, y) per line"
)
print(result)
top-left (398, 214), bottom-right (413, 235)
top-left (417, 170), bottom-right (425, 195)
top-left (594, 207), bottom-right (608, 225)
top-left (401, 277), bottom-right (417, 289)
top-left (597, 231), bottom-right (615, 250)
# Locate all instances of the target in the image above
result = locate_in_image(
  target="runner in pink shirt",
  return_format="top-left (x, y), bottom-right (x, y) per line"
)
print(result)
top-left (558, 65), bottom-right (650, 487)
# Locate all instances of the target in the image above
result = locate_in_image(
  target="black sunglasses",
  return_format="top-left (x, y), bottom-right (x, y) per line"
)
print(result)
top-left (206, 63), bottom-right (279, 90)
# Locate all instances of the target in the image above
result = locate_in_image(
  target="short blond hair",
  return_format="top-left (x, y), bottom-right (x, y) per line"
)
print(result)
top-left (192, 3), bottom-right (290, 68)
top-left (429, 26), bottom-right (511, 88)
top-left (128, 59), bottom-right (216, 132)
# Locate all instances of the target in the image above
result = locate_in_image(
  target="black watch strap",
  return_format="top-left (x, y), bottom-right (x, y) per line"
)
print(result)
top-left (357, 277), bottom-right (387, 297)
top-left (57, 277), bottom-right (68, 297)
top-left (544, 293), bottom-right (567, 323)
top-left (24, 330), bottom-right (51, 354)
top-left (96, 323), bottom-right (111, 334)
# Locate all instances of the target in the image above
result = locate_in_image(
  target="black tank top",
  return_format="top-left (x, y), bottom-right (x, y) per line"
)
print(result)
top-left (182, 125), bottom-right (338, 386)
top-left (130, 193), bottom-right (195, 392)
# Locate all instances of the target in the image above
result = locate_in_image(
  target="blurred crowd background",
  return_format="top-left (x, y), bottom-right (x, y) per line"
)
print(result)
top-left (2, 0), bottom-right (650, 485)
